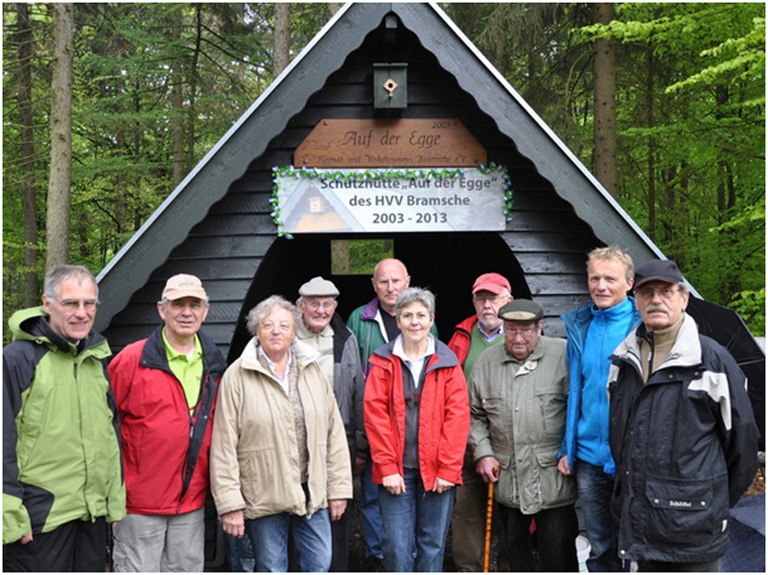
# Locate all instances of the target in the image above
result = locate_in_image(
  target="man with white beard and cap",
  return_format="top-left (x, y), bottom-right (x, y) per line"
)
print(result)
top-left (448, 273), bottom-right (513, 572)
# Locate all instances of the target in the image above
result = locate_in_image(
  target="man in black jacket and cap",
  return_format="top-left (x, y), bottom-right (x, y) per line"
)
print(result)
top-left (608, 259), bottom-right (758, 572)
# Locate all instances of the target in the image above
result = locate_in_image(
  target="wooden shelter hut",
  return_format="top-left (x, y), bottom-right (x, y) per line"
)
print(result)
top-left (97, 2), bottom-right (671, 361)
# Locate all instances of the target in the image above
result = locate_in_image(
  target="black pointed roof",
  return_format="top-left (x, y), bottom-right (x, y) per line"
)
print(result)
top-left (95, 2), bottom-right (666, 331)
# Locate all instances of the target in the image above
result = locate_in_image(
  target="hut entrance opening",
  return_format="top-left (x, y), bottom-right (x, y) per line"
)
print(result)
top-left (227, 231), bottom-right (529, 363)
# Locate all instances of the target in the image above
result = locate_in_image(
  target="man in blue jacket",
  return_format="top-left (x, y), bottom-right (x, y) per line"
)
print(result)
top-left (558, 247), bottom-right (640, 571)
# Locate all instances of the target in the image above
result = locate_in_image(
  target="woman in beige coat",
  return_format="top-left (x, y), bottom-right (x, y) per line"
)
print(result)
top-left (210, 295), bottom-right (352, 572)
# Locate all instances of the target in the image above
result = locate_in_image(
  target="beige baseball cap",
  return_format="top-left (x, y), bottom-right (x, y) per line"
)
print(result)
top-left (162, 274), bottom-right (207, 301)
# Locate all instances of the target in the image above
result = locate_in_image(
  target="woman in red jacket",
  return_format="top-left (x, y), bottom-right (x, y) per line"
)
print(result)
top-left (364, 287), bottom-right (470, 572)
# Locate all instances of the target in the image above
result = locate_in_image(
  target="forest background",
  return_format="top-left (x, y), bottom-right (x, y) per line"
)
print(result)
top-left (3, 3), bottom-right (765, 336)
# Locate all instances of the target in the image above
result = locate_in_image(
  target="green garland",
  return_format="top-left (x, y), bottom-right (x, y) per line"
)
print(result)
top-left (271, 163), bottom-right (513, 237)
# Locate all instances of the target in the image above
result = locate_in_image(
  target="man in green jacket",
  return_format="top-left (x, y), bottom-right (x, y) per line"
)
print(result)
top-left (3, 264), bottom-right (125, 571)
top-left (469, 299), bottom-right (578, 572)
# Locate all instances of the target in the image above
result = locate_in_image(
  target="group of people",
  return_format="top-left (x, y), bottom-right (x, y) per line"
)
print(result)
top-left (3, 248), bottom-right (759, 573)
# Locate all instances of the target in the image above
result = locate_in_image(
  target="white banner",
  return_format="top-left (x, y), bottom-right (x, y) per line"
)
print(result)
top-left (275, 168), bottom-right (507, 234)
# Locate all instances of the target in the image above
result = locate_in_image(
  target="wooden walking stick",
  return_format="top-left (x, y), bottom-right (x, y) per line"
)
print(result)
top-left (482, 470), bottom-right (498, 572)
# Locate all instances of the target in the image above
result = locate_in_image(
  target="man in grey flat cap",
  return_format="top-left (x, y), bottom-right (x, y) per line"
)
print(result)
top-left (469, 299), bottom-right (578, 572)
top-left (294, 276), bottom-right (365, 572)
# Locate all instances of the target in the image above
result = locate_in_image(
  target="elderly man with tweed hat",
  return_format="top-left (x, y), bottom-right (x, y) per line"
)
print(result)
top-left (469, 299), bottom-right (578, 572)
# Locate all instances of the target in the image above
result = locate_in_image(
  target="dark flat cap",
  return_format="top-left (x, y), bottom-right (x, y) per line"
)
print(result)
top-left (634, 260), bottom-right (684, 291)
top-left (498, 299), bottom-right (543, 322)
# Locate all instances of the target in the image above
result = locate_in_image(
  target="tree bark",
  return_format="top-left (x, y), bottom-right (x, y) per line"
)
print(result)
top-left (186, 5), bottom-right (202, 174)
top-left (46, 3), bottom-right (74, 269)
top-left (593, 3), bottom-right (618, 198)
top-left (274, 3), bottom-right (291, 77)
top-left (17, 3), bottom-right (40, 304)
top-left (646, 44), bottom-right (656, 241)
top-left (171, 8), bottom-right (184, 188)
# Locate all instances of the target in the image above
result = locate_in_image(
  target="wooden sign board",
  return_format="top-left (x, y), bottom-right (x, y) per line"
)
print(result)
top-left (275, 168), bottom-right (507, 234)
top-left (295, 119), bottom-right (487, 168)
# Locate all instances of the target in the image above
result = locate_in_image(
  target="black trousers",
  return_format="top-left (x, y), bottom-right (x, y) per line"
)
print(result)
top-left (3, 517), bottom-right (107, 572)
top-left (499, 503), bottom-right (580, 572)
top-left (329, 501), bottom-right (353, 572)
top-left (638, 559), bottom-right (721, 572)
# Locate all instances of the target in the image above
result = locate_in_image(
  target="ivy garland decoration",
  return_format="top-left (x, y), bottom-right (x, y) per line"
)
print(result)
top-left (270, 162), bottom-right (513, 238)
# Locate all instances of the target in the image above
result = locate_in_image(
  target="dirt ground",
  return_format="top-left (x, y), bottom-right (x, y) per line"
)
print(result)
top-left (746, 467), bottom-right (765, 495)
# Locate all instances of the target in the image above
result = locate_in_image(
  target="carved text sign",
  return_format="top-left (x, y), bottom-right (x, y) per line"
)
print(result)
top-left (294, 119), bottom-right (487, 168)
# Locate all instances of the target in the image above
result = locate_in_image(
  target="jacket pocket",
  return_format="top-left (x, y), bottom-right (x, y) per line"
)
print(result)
top-left (480, 395), bottom-right (509, 448)
top-left (496, 454), bottom-right (517, 507)
top-left (534, 385), bottom-right (567, 441)
top-left (643, 478), bottom-right (720, 546)
top-left (239, 443), bottom-right (279, 513)
top-left (536, 445), bottom-right (577, 506)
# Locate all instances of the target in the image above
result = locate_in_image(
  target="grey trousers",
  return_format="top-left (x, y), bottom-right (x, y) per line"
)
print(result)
top-left (112, 507), bottom-right (205, 572)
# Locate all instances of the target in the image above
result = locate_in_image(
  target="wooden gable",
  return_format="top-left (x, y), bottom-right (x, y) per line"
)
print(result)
top-left (98, 3), bottom-right (666, 357)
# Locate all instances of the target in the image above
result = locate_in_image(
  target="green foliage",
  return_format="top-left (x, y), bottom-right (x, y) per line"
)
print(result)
top-left (348, 240), bottom-right (394, 275)
top-left (606, 3), bottom-right (764, 335)
top-left (729, 288), bottom-right (766, 337)
top-left (3, 3), bottom-right (764, 338)
top-left (3, 3), bottom-right (328, 324)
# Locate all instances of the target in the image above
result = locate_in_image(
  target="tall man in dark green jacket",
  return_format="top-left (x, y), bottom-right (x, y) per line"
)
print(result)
top-left (3, 264), bottom-right (126, 571)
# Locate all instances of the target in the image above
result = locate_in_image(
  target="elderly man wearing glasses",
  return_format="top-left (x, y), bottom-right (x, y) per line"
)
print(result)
top-left (4, 264), bottom-right (125, 571)
top-left (607, 260), bottom-right (758, 572)
top-left (108, 274), bottom-right (226, 572)
top-left (469, 299), bottom-right (579, 572)
top-left (294, 276), bottom-right (364, 572)
top-left (447, 272), bottom-right (514, 572)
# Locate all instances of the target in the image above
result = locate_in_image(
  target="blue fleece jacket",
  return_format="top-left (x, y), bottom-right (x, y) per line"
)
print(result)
top-left (559, 297), bottom-right (640, 473)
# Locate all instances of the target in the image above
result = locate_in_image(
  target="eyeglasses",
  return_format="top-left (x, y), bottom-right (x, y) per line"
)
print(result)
top-left (636, 286), bottom-right (679, 301)
top-left (53, 298), bottom-right (99, 312)
top-left (260, 322), bottom-right (293, 333)
top-left (305, 300), bottom-right (336, 311)
top-left (473, 294), bottom-right (508, 304)
top-left (506, 326), bottom-right (537, 338)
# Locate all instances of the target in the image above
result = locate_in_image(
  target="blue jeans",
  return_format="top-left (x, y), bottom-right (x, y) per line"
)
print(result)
top-left (378, 468), bottom-right (455, 572)
top-left (360, 460), bottom-right (384, 559)
top-left (576, 460), bottom-right (624, 572)
top-left (246, 509), bottom-right (331, 572)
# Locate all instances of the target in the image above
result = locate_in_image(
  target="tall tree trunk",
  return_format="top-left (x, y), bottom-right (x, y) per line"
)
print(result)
top-left (171, 8), bottom-right (184, 187)
top-left (46, 3), bottom-right (74, 269)
top-left (646, 44), bottom-right (656, 241)
top-left (17, 3), bottom-right (40, 304)
top-left (274, 3), bottom-right (290, 77)
top-left (186, 5), bottom-right (202, 173)
top-left (714, 85), bottom-right (737, 300)
top-left (593, 3), bottom-right (618, 198)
